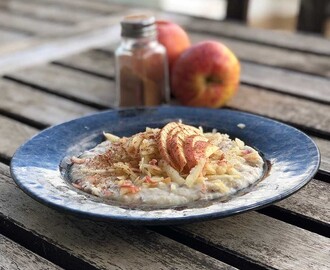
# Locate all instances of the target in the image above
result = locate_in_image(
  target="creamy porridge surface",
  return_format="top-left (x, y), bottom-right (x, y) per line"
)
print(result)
top-left (69, 122), bottom-right (264, 207)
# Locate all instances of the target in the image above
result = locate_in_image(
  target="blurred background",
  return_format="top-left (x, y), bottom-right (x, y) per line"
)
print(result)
top-left (113, 0), bottom-right (330, 36)
top-left (0, 0), bottom-right (329, 73)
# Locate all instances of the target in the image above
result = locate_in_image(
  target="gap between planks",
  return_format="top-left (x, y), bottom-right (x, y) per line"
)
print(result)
top-left (0, 234), bottom-right (63, 270)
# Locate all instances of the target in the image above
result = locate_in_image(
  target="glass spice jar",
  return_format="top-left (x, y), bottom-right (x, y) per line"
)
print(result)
top-left (114, 15), bottom-right (169, 107)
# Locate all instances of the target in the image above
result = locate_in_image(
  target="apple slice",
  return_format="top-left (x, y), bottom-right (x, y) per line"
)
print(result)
top-left (157, 122), bottom-right (203, 171)
top-left (184, 135), bottom-right (219, 170)
top-left (166, 126), bottom-right (185, 171)
top-left (167, 123), bottom-right (201, 171)
top-left (157, 122), bottom-right (179, 168)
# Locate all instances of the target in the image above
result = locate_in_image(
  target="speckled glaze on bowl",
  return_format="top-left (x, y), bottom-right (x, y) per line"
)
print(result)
top-left (10, 106), bottom-right (320, 225)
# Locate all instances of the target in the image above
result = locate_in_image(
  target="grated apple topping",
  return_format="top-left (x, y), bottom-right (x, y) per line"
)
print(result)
top-left (69, 122), bottom-right (264, 207)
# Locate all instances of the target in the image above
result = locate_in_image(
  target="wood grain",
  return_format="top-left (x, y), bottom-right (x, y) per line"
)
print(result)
top-left (163, 14), bottom-right (330, 56)
top-left (0, 234), bottom-right (63, 270)
top-left (8, 64), bottom-right (115, 107)
top-left (189, 32), bottom-right (330, 78)
top-left (0, 79), bottom-right (96, 126)
top-left (276, 179), bottom-right (330, 224)
top-left (0, 16), bottom-right (122, 74)
top-left (9, 63), bottom-right (330, 134)
top-left (240, 62), bottom-right (330, 103)
top-left (228, 85), bottom-right (330, 133)
top-left (22, 0), bottom-right (126, 14)
top-left (0, 10), bottom-right (70, 36)
top-left (56, 50), bottom-right (115, 78)
top-left (0, 27), bottom-right (30, 42)
top-left (1, 0), bottom-right (104, 24)
top-left (313, 136), bottom-right (330, 172)
top-left (0, 115), bottom-right (37, 159)
top-left (175, 211), bottom-right (330, 270)
top-left (58, 49), bottom-right (330, 104)
top-left (0, 164), bottom-right (234, 270)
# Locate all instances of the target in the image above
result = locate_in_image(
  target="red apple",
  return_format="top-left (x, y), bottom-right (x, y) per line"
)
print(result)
top-left (171, 41), bottom-right (240, 108)
top-left (156, 20), bottom-right (191, 71)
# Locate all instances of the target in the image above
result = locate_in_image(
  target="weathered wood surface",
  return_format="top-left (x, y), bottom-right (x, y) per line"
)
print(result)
top-left (0, 11), bottom-right (70, 36)
top-left (174, 212), bottom-right (330, 270)
top-left (276, 179), bottom-right (330, 224)
top-left (0, 28), bottom-right (30, 43)
top-left (189, 32), bottom-right (330, 78)
top-left (56, 50), bottom-right (115, 78)
top-left (1, 0), bottom-right (105, 24)
top-left (228, 85), bottom-right (330, 134)
top-left (0, 115), bottom-right (37, 159)
top-left (8, 63), bottom-right (330, 134)
top-left (240, 62), bottom-right (330, 103)
top-left (0, 234), bottom-right (63, 270)
top-left (314, 137), bottom-right (330, 173)
top-left (162, 14), bottom-right (330, 56)
top-left (0, 15), bottom-right (124, 74)
top-left (8, 65), bottom-right (115, 107)
top-left (22, 0), bottom-right (127, 15)
top-left (0, 79), bottom-right (97, 126)
top-left (99, 28), bottom-right (330, 78)
top-left (1, 162), bottom-right (328, 270)
top-left (0, 164), bottom-right (234, 270)
top-left (58, 49), bottom-right (330, 104)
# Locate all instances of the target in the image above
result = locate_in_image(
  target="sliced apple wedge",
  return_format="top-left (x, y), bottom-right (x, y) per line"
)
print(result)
top-left (167, 123), bottom-right (201, 171)
top-left (157, 122), bottom-right (205, 172)
top-left (184, 135), bottom-right (219, 170)
top-left (157, 122), bottom-right (179, 168)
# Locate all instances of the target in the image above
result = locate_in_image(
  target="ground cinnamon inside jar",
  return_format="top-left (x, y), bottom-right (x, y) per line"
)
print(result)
top-left (115, 15), bottom-right (169, 107)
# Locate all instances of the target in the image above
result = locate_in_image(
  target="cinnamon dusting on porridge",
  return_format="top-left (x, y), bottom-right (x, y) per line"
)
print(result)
top-left (69, 122), bottom-right (264, 207)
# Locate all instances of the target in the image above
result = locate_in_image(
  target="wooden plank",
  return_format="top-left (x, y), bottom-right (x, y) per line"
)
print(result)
top-left (0, 234), bottom-right (63, 270)
top-left (0, 14), bottom-right (125, 74)
top-left (158, 12), bottom-right (330, 56)
top-left (22, 0), bottom-right (127, 15)
top-left (9, 62), bottom-right (330, 134)
top-left (240, 62), bottom-right (330, 103)
top-left (7, 61), bottom-right (330, 134)
top-left (0, 11), bottom-right (70, 36)
top-left (58, 49), bottom-right (330, 104)
top-left (228, 85), bottom-right (330, 134)
top-left (174, 211), bottom-right (330, 270)
top-left (0, 115), bottom-right (37, 159)
top-left (56, 50), bottom-right (115, 78)
top-left (276, 179), bottom-right (330, 224)
top-left (188, 32), bottom-right (330, 78)
top-left (0, 79), bottom-right (96, 126)
top-left (0, 164), bottom-right (234, 270)
top-left (8, 64), bottom-right (115, 107)
top-left (313, 136), bottom-right (330, 173)
top-left (0, 27), bottom-right (30, 43)
top-left (1, 0), bottom-right (105, 24)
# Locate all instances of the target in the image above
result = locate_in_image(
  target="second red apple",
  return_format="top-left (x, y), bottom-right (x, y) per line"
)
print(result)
top-left (156, 20), bottom-right (191, 71)
top-left (171, 41), bottom-right (240, 108)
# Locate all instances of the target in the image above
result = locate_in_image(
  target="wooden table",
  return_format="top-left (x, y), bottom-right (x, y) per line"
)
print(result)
top-left (0, 1), bottom-right (329, 270)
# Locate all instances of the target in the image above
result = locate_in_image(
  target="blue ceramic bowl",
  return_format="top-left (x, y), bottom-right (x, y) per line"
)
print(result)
top-left (10, 106), bottom-right (320, 225)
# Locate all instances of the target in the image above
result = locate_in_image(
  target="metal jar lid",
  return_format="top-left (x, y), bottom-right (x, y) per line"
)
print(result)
top-left (120, 15), bottom-right (156, 38)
